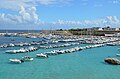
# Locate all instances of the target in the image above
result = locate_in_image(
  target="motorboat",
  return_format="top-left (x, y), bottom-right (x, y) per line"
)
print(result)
top-left (45, 50), bottom-right (58, 55)
top-left (36, 53), bottom-right (48, 58)
top-left (9, 59), bottom-right (24, 63)
top-left (56, 50), bottom-right (65, 54)
top-left (9, 43), bottom-right (15, 46)
top-left (116, 54), bottom-right (120, 57)
top-left (6, 50), bottom-right (18, 54)
top-left (22, 56), bottom-right (33, 61)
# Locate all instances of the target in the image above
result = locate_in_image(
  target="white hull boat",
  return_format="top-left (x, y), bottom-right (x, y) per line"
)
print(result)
top-left (22, 56), bottom-right (33, 61)
top-left (36, 53), bottom-right (48, 58)
top-left (116, 54), bottom-right (120, 57)
top-left (9, 59), bottom-right (24, 63)
top-left (6, 50), bottom-right (17, 54)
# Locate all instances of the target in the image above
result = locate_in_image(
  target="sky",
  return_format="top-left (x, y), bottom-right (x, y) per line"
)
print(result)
top-left (0, 0), bottom-right (120, 30)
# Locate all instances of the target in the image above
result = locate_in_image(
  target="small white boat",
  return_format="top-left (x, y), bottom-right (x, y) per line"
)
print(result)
top-left (9, 59), bottom-right (24, 63)
top-left (22, 56), bottom-right (33, 61)
top-left (6, 50), bottom-right (18, 54)
top-left (36, 53), bottom-right (48, 58)
top-left (116, 54), bottom-right (120, 57)
top-left (45, 50), bottom-right (58, 55)
top-left (56, 50), bottom-right (65, 54)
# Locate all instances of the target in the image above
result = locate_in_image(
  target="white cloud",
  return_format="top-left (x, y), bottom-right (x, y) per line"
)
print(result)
top-left (49, 16), bottom-right (120, 29)
top-left (0, 9), bottom-right (120, 30)
top-left (0, 5), bottom-right (120, 30)
top-left (0, 0), bottom-right (120, 29)
top-left (0, 0), bottom-right (34, 11)
top-left (0, 6), bottom-right (40, 26)
top-left (0, 0), bottom-right (72, 11)
top-left (113, 0), bottom-right (119, 4)
top-left (0, 9), bottom-right (120, 29)
top-left (0, 0), bottom-right (73, 29)
top-left (109, 0), bottom-right (120, 4)
top-left (0, 0), bottom-right (72, 29)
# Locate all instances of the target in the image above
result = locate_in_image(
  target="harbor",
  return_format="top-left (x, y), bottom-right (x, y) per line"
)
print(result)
top-left (1, 34), bottom-right (120, 55)
top-left (0, 34), bottom-right (120, 62)
top-left (1, 0), bottom-right (120, 79)
top-left (0, 31), bottom-right (120, 79)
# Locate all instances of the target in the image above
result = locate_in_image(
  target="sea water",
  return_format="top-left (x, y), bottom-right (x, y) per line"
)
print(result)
top-left (0, 37), bottom-right (120, 79)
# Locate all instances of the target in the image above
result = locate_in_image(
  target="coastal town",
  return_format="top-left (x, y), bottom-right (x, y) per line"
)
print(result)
top-left (1, 27), bottom-right (120, 37)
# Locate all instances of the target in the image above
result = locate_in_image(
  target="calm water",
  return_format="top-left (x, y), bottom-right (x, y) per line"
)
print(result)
top-left (0, 37), bottom-right (120, 79)
top-left (0, 30), bottom-right (40, 33)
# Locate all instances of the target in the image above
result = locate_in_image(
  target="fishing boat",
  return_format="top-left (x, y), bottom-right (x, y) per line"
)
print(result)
top-left (4, 33), bottom-right (11, 37)
top-left (45, 50), bottom-right (58, 55)
top-left (116, 54), bottom-right (120, 57)
top-left (9, 59), bottom-right (24, 63)
top-left (22, 56), bottom-right (33, 61)
top-left (8, 43), bottom-right (15, 47)
top-left (36, 53), bottom-right (48, 58)
top-left (6, 50), bottom-right (18, 54)
top-left (56, 50), bottom-right (65, 54)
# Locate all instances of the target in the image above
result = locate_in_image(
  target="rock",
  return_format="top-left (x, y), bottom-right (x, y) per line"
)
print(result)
top-left (104, 58), bottom-right (120, 65)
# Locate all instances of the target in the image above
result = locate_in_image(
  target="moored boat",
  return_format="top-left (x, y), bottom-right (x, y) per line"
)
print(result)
top-left (116, 54), bottom-right (120, 57)
top-left (36, 53), bottom-right (48, 58)
top-left (45, 50), bottom-right (58, 55)
top-left (6, 50), bottom-right (18, 54)
top-left (22, 56), bottom-right (33, 61)
top-left (9, 59), bottom-right (24, 63)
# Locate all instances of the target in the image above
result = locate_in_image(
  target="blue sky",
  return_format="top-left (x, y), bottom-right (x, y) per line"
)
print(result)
top-left (37, 0), bottom-right (120, 21)
top-left (0, 0), bottom-right (120, 30)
